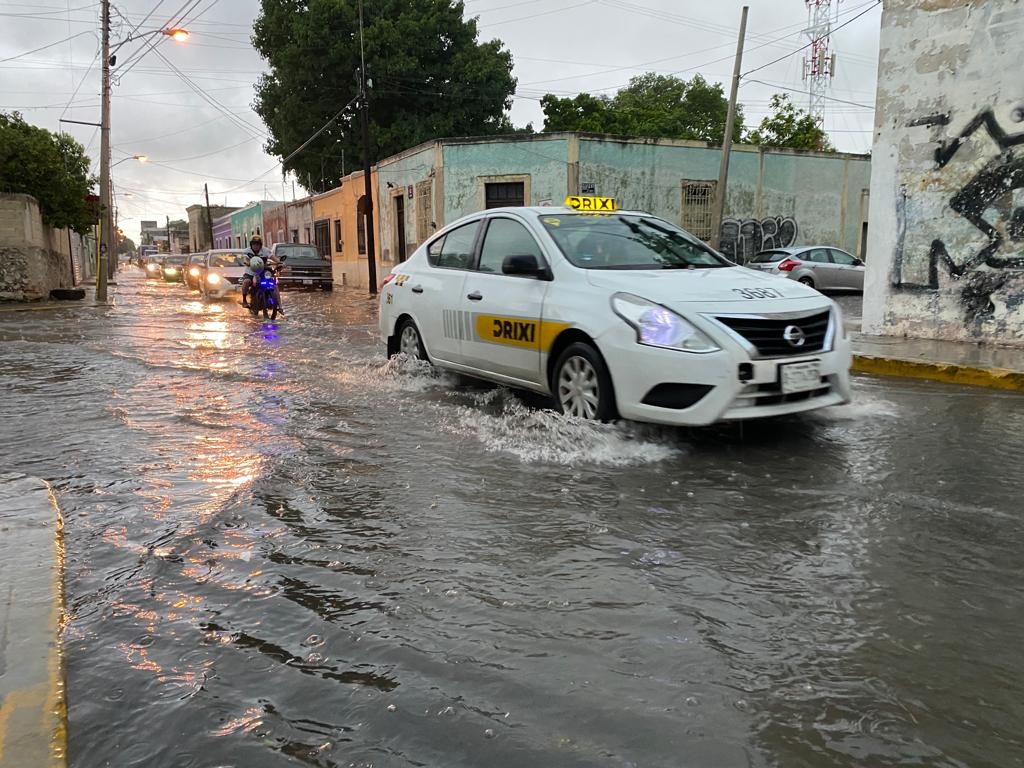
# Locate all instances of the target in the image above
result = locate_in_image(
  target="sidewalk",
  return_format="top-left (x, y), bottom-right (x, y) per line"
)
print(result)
top-left (850, 332), bottom-right (1024, 392)
top-left (0, 475), bottom-right (67, 768)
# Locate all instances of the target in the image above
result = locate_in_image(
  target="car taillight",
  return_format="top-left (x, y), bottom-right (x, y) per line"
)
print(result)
top-left (777, 258), bottom-right (800, 272)
top-left (380, 273), bottom-right (397, 288)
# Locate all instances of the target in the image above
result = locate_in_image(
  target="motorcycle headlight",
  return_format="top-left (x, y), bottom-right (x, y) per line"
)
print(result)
top-left (206, 273), bottom-right (221, 284)
top-left (611, 293), bottom-right (719, 353)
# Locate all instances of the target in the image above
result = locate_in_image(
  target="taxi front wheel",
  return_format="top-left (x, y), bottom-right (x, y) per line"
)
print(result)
top-left (552, 342), bottom-right (617, 422)
top-left (397, 318), bottom-right (428, 361)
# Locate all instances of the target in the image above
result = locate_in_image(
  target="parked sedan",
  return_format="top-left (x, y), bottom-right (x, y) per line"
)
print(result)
top-left (747, 247), bottom-right (865, 291)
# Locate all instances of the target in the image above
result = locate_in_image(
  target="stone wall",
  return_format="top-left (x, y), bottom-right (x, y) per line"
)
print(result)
top-left (0, 194), bottom-right (76, 301)
top-left (863, 0), bottom-right (1024, 346)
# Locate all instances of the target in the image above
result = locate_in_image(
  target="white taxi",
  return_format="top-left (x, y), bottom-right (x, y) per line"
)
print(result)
top-left (379, 198), bottom-right (852, 426)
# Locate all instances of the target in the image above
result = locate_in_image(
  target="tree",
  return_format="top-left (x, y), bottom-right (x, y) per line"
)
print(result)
top-left (116, 233), bottom-right (136, 255)
top-left (0, 112), bottom-right (96, 233)
top-left (253, 0), bottom-right (517, 193)
top-left (540, 73), bottom-right (743, 144)
top-left (746, 94), bottom-right (834, 152)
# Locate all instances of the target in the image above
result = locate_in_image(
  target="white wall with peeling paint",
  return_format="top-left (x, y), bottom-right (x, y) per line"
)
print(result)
top-left (863, 0), bottom-right (1024, 346)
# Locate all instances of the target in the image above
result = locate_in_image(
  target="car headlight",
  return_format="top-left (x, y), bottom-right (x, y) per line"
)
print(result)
top-left (146, 263), bottom-right (159, 271)
top-left (611, 293), bottom-right (719, 353)
top-left (207, 273), bottom-right (221, 284)
top-left (189, 267), bottom-right (200, 276)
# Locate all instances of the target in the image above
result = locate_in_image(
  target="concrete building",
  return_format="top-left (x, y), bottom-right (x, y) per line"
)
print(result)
top-left (186, 204), bottom-right (238, 253)
top-left (374, 133), bottom-right (871, 274)
top-left (212, 212), bottom-right (233, 249)
top-left (262, 202), bottom-right (288, 245)
top-left (286, 197), bottom-right (313, 245)
top-left (863, 1), bottom-right (1024, 346)
top-left (230, 201), bottom-right (277, 247)
top-left (312, 172), bottom-right (381, 289)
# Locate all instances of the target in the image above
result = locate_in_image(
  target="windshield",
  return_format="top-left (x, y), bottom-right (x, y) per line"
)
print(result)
top-left (749, 250), bottom-right (790, 263)
top-left (539, 213), bottom-right (731, 270)
top-left (163, 255), bottom-right (186, 265)
top-left (276, 245), bottom-right (325, 261)
top-left (209, 253), bottom-right (245, 268)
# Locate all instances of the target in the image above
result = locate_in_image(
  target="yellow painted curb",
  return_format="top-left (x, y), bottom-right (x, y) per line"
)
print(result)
top-left (852, 355), bottom-right (1024, 392)
top-left (0, 479), bottom-right (67, 768)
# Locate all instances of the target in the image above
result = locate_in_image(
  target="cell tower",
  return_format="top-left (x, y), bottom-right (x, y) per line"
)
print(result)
top-left (802, 0), bottom-right (838, 128)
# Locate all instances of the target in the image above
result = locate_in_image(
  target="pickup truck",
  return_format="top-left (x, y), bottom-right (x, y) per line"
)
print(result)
top-left (270, 243), bottom-right (333, 291)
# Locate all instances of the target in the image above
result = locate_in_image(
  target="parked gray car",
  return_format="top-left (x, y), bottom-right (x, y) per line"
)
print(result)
top-left (746, 246), bottom-right (865, 291)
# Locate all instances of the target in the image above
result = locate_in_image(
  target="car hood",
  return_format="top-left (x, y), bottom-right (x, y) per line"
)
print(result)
top-left (584, 266), bottom-right (827, 310)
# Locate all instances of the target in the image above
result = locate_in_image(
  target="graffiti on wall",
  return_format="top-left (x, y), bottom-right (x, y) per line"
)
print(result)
top-left (895, 107), bottom-right (1024, 320)
top-left (719, 216), bottom-right (799, 264)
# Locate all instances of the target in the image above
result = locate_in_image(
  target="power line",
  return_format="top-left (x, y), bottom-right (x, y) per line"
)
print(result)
top-left (0, 29), bottom-right (94, 63)
top-left (743, 78), bottom-right (873, 109)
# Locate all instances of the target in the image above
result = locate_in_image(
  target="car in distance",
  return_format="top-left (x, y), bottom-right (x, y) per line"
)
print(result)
top-left (200, 249), bottom-right (249, 300)
top-left (183, 251), bottom-right (207, 290)
top-left (747, 247), bottom-right (865, 291)
top-left (160, 253), bottom-right (188, 283)
top-left (270, 243), bottom-right (332, 291)
top-left (379, 196), bottom-right (852, 427)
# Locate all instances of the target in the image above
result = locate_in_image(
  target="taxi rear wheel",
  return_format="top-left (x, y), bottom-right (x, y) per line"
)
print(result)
top-left (552, 342), bottom-right (617, 422)
top-left (397, 319), bottom-right (427, 361)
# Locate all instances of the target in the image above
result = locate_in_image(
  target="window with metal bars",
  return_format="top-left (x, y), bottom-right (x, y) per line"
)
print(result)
top-left (680, 180), bottom-right (717, 242)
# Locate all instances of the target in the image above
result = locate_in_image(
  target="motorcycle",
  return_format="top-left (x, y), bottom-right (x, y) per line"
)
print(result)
top-left (249, 256), bottom-right (286, 320)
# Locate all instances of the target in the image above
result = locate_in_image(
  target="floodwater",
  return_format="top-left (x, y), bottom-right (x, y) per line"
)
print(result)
top-left (2, 269), bottom-right (1023, 768)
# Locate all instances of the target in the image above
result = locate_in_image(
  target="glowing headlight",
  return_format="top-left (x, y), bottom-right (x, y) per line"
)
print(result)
top-left (189, 267), bottom-right (200, 276)
top-left (206, 273), bottom-right (221, 284)
top-left (146, 263), bottom-right (159, 271)
top-left (164, 267), bottom-right (178, 274)
top-left (611, 293), bottom-right (719, 353)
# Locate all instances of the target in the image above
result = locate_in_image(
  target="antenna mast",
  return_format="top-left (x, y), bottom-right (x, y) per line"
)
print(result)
top-left (803, 0), bottom-right (838, 129)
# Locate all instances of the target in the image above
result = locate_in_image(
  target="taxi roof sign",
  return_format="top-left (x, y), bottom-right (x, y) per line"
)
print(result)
top-left (564, 195), bottom-right (618, 212)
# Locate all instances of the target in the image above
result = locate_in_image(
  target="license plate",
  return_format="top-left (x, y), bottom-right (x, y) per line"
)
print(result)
top-left (780, 361), bottom-right (822, 393)
top-left (302, 279), bottom-right (312, 285)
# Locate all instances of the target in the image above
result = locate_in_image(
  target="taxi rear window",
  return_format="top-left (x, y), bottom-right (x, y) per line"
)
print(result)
top-left (539, 213), bottom-right (730, 270)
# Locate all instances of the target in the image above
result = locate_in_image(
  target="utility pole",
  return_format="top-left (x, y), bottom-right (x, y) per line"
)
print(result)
top-left (711, 4), bottom-right (748, 252)
top-left (97, 0), bottom-right (111, 300)
top-left (204, 183), bottom-right (214, 249)
top-left (358, 0), bottom-right (377, 295)
top-left (166, 214), bottom-right (170, 252)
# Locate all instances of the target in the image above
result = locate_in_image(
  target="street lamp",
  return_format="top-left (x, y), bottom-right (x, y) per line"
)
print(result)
top-left (112, 154), bottom-right (147, 168)
top-left (96, 10), bottom-right (188, 302)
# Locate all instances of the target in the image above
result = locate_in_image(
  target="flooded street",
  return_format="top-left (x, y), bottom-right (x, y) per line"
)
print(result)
top-left (2, 269), bottom-right (1023, 768)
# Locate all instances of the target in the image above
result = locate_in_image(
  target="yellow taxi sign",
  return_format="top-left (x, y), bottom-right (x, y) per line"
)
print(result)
top-left (564, 195), bottom-right (618, 212)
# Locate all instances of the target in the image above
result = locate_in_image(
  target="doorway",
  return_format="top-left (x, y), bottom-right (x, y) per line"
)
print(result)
top-left (394, 195), bottom-right (407, 262)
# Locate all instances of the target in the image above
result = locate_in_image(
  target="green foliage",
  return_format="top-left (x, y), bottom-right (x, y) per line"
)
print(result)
top-left (540, 73), bottom-right (743, 144)
top-left (0, 112), bottom-right (96, 233)
top-left (746, 94), bottom-right (834, 152)
top-left (117, 235), bottom-right (136, 255)
top-left (253, 0), bottom-right (518, 193)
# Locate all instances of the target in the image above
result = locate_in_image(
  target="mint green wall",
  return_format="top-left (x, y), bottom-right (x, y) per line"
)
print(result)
top-left (375, 145), bottom-right (437, 263)
top-left (441, 137), bottom-right (569, 223)
top-left (230, 203), bottom-right (269, 246)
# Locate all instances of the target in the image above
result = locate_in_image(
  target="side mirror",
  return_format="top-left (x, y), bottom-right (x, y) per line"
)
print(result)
top-left (502, 253), bottom-right (550, 279)
top-left (279, 254), bottom-right (288, 262)
top-left (852, 258), bottom-right (863, 267)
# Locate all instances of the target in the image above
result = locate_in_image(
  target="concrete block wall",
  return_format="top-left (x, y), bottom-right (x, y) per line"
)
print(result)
top-left (863, 0), bottom-right (1024, 346)
top-left (0, 194), bottom-right (74, 301)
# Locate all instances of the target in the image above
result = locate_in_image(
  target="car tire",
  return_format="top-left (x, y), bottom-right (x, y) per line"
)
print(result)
top-left (396, 318), bottom-right (427, 361)
top-left (798, 276), bottom-right (815, 289)
top-left (552, 342), bottom-right (617, 422)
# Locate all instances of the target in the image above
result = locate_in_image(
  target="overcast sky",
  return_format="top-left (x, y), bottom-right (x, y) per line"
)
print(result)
top-left (0, 0), bottom-right (882, 243)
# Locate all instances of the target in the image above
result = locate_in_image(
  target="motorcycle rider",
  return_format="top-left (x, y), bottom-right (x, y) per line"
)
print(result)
top-left (240, 234), bottom-right (276, 309)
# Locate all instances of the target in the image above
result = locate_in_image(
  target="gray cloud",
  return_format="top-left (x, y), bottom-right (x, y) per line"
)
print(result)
top-left (0, 0), bottom-right (880, 242)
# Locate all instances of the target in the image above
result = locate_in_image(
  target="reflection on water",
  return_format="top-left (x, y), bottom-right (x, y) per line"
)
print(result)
top-left (2, 269), bottom-right (1023, 768)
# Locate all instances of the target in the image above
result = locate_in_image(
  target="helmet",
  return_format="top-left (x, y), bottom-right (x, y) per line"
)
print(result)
top-left (249, 256), bottom-right (265, 272)
top-left (250, 234), bottom-right (263, 245)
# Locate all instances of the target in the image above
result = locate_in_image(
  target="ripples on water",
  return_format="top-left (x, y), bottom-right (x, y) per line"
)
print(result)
top-left (2, 271), bottom-right (1023, 768)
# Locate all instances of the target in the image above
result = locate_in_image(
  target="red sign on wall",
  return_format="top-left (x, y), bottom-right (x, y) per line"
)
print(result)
top-left (407, 185), bottom-right (414, 199)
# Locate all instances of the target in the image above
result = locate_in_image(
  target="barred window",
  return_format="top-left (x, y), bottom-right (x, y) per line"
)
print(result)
top-left (680, 180), bottom-right (717, 242)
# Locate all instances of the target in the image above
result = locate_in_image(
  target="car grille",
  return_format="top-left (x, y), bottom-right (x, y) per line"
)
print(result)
top-left (282, 265), bottom-right (331, 280)
top-left (713, 310), bottom-right (831, 358)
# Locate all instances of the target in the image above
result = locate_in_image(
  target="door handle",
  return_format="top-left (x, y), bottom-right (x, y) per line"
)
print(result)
top-left (467, 291), bottom-right (483, 301)
top-left (411, 285), bottom-right (423, 294)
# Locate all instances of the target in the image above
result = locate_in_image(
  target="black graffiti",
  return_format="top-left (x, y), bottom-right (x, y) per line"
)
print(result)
top-left (719, 216), bottom-right (798, 264)
top-left (896, 107), bottom-right (1024, 318)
